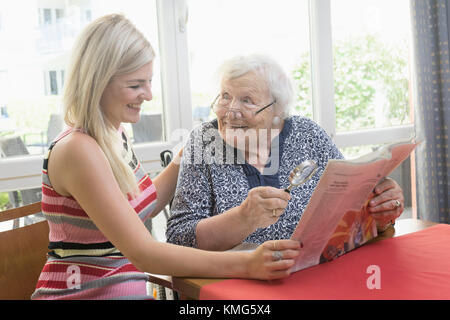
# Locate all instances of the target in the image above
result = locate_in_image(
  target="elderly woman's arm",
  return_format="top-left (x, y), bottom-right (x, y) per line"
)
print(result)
top-left (165, 161), bottom-right (215, 247)
top-left (195, 186), bottom-right (291, 251)
top-left (368, 177), bottom-right (405, 231)
top-left (195, 204), bottom-right (256, 251)
top-left (166, 160), bottom-right (290, 250)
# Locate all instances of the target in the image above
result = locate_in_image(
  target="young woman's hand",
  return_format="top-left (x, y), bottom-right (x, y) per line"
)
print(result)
top-left (247, 239), bottom-right (301, 280)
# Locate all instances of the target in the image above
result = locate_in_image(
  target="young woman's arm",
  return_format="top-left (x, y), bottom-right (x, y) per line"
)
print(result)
top-left (49, 133), bottom-right (300, 279)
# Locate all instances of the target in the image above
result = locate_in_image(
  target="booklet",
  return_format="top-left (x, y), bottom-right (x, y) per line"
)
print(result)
top-left (290, 137), bottom-right (419, 273)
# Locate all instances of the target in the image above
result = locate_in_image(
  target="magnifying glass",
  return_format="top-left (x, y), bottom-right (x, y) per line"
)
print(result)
top-left (284, 160), bottom-right (318, 193)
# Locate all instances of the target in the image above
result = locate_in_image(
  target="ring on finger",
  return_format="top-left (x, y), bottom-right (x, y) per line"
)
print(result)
top-left (272, 250), bottom-right (283, 261)
top-left (272, 209), bottom-right (277, 217)
top-left (394, 199), bottom-right (401, 208)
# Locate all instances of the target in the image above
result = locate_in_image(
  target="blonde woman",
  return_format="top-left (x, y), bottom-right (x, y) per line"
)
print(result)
top-left (31, 14), bottom-right (300, 300)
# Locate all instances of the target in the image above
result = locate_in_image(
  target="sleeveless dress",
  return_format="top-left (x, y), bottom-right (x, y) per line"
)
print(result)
top-left (31, 127), bottom-right (158, 300)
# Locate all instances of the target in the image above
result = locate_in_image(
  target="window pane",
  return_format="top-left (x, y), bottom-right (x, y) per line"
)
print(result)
top-left (0, 0), bottom-right (163, 159)
top-left (339, 144), bottom-right (380, 160)
top-left (43, 8), bottom-right (52, 25)
top-left (49, 70), bottom-right (58, 95)
top-left (187, 0), bottom-right (312, 125)
top-left (331, 0), bottom-right (413, 132)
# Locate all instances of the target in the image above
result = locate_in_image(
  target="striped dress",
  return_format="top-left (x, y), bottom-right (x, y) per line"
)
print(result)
top-left (31, 127), bottom-right (158, 300)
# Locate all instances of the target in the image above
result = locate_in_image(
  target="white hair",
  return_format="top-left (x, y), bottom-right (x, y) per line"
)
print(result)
top-left (216, 54), bottom-right (294, 118)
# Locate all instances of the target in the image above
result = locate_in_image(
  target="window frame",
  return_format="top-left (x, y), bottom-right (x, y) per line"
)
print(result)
top-left (309, 0), bottom-right (414, 149)
top-left (0, 0), bottom-right (191, 192)
top-left (0, 0), bottom-right (415, 194)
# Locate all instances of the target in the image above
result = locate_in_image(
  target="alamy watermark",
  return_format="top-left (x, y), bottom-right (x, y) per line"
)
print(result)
top-left (66, 265), bottom-right (81, 290)
top-left (366, 264), bottom-right (381, 290)
top-left (170, 127), bottom-right (281, 175)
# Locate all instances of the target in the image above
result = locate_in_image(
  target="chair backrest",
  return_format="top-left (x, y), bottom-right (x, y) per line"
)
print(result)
top-left (0, 136), bottom-right (42, 208)
top-left (0, 202), bottom-right (49, 299)
top-left (21, 188), bottom-right (43, 206)
top-left (0, 135), bottom-right (29, 157)
top-left (131, 114), bottom-right (163, 143)
top-left (46, 113), bottom-right (63, 146)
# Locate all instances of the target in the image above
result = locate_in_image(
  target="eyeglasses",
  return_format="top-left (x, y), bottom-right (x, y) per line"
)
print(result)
top-left (210, 94), bottom-right (276, 119)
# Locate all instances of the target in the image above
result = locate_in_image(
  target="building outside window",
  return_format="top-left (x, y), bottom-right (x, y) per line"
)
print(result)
top-left (43, 8), bottom-right (52, 25)
top-left (48, 70), bottom-right (58, 95)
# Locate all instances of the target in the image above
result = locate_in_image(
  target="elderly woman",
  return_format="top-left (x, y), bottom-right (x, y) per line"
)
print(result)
top-left (166, 54), bottom-right (404, 251)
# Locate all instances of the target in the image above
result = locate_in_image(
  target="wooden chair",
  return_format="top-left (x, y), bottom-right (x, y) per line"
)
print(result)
top-left (0, 136), bottom-right (43, 212)
top-left (0, 202), bottom-right (49, 300)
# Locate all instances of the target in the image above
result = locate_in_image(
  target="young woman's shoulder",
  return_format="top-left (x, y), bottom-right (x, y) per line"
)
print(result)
top-left (49, 131), bottom-right (111, 195)
top-left (56, 131), bottom-right (104, 162)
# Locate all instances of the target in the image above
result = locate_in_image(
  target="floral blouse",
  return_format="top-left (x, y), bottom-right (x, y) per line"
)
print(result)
top-left (166, 116), bottom-right (344, 247)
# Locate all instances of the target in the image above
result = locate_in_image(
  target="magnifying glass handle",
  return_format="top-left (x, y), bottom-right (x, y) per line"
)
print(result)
top-left (284, 187), bottom-right (291, 193)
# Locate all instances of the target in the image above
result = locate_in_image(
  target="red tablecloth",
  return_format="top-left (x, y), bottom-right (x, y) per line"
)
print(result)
top-left (200, 224), bottom-right (450, 300)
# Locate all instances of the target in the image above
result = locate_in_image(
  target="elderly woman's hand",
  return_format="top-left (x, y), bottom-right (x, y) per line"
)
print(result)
top-left (247, 240), bottom-right (301, 280)
top-left (239, 186), bottom-right (291, 230)
top-left (368, 177), bottom-right (404, 231)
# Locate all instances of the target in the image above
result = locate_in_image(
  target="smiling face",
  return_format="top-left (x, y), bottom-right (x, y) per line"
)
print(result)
top-left (100, 61), bottom-right (153, 129)
top-left (216, 72), bottom-right (282, 152)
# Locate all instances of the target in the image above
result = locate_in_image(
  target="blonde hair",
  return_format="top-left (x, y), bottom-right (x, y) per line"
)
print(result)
top-left (63, 14), bottom-right (155, 197)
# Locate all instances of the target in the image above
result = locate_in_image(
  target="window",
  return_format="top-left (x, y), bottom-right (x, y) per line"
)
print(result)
top-left (43, 8), bottom-right (52, 25)
top-left (55, 8), bottom-right (64, 22)
top-left (331, 0), bottom-right (413, 133)
top-left (84, 10), bottom-right (92, 22)
top-left (0, 1), bottom-right (185, 196)
top-left (43, 69), bottom-right (65, 96)
top-left (1, 1), bottom-right (164, 153)
top-left (184, 0), bottom-right (414, 211)
top-left (328, 0), bottom-right (415, 214)
top-left (186, 0), bottom-right (413, 144)
top-left (187, 0), bottom-right (312, 124)
top-left (60, 70), bottom-right (65, 87)
top-left (0, 1), bottom-right (416, 214)
top-left (48, 70), bottom-right (58, 95)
